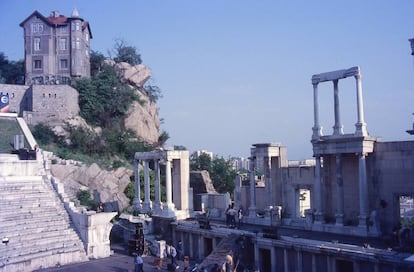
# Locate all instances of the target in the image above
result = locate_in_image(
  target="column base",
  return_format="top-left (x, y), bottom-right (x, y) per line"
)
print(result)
top-left (335, 213), bottom-right (344, 226)
top-left (312, 126), bottom-right (323, 141)
top-left (314, 211), bottom-right (324, 223)
top-left (358, 215), bottom-right (369, 228)
top-left (142, 201), bottom-right (152, 213)
top-left (248, 207), bottom-right (257, 218)
top-left (355, 122), bottom-right (368, 136)
top-left (132, 198), bottom-right (141, 210)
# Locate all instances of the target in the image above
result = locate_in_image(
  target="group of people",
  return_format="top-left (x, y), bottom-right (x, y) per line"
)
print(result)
top-left (164, 240), bottom-right (184, 271)
top-left (226, 204), bottom-right (244, 228)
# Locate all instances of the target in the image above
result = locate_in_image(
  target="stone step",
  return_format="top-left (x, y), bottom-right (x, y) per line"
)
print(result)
top-left (1, 228), bottom-right (78, 247)
top-left (0, 199), bottom-right (58, 210)
top-left (0, 243), bottom-right (87, 271)
top-left (0, 209), bottom-right (70, 222)
top-left (0, 220), bottom-right (73, 238)
top-left (0, 235), bottom-right (84, 260)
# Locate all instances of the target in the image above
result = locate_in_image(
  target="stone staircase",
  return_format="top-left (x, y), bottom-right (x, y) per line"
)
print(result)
top-left (0, 176), bottom-right (88, 272)
top-left (198, 234), bottom-right (239, 270)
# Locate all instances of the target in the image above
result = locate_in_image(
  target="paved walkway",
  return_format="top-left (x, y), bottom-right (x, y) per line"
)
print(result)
top-left (35, 245), bottom-right (196, 272)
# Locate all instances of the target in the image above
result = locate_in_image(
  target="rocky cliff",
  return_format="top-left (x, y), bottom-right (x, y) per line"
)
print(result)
top-left (112, 61), bottom-right (160, 144)
top-left (50, 160), bottom-right (133, 211)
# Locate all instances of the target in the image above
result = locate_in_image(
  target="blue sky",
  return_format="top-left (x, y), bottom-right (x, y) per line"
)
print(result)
top-left (1, 1), bottom-right (414, 160)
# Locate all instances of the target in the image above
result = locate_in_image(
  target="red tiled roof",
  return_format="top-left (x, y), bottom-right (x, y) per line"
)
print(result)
top-left (46, 15), bottom-right (68, 25)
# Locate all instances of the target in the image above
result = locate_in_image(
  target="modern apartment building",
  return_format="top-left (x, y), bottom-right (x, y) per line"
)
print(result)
top-left (20, 9), bottom-right (92, 85)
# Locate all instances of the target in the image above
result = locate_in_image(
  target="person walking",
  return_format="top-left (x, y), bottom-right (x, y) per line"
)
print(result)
top-left (133, 253), bottom-right (144, 272)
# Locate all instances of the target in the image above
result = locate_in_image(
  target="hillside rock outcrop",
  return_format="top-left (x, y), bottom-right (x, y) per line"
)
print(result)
top-left (50, 161), bottom-right (133, 211)
top-left (190, 170), bottom-right (218, 195)
top-left (112, 61), bottom-right (160, 145)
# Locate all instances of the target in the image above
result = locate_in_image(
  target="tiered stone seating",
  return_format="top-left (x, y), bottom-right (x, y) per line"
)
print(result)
top-left (0, 176), bottom-right (88, 271)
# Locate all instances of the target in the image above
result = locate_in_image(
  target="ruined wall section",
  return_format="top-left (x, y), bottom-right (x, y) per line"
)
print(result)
top-left (0, 84), bottom-right (79, 126)
top-left (372, 141), bottom-right (414, 234)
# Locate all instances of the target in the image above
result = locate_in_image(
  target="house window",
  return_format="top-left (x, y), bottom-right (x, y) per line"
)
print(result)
top-left (76, 38), bottom-right (80, 49)
top-left (34, 38), bottom-right (40, 51)
top-left (34, 60), bottom-right (42, 69)
top-left (71, 22), bottom-right (75, 31)
top-left (59, 38), bottom-right (67, 50)
top-left (76, 22), bottom-right (81, 31)
top-left (60, 59), bottom-right (68, 69)
top-left (85, 33), bottom-right (89, 42)
top-left (31, 23), bottom-right (43, 33)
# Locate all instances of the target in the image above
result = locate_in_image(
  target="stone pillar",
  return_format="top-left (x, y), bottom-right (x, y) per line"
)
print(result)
top-left (271, 247), bottom-right (277, 272)
top-left (283, 249), bottom-right (288, 272)
top-left (188, 233), bottom-right (194, 259)
top-left (358, 153), bottom-right (369, 227)
top-left (264, 156), bottom-right (272, 207)
top-left (314, 155), bottom-right (323, 222)
top-left (198, 235), bottom-right (203, 260)
top-left (312, 83), bottom-right (323, 140)
top-left (249, 158), bottom-right (257, 217)
top-left (297, 251), bottom-right (303, 272)
top-left (133, 159), bottom-right (141, 209)
top-left (355, 73), bottom-right (368, 136)
top-left (142, 160), bottom-right (152, 212)
top-left (164, 159), bottom-right (175, 211)
top-left (153, 159), bottom-right (162, 212)
top-left (333, 80), bottom-right (344, 135)
top-left (254, 243), bottom-right (259, 271)
top-left (335, 154), bottom-right (344, 225)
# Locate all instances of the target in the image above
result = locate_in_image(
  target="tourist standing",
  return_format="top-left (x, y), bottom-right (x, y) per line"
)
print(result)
top-left (237, 206), bottom-right (244, 227)
top-left (133, 253), bottom-right (144, 272)
top-left (176, 240), bottom-right (183, 261)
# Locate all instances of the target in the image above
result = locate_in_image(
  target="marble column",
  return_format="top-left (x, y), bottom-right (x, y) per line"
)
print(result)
top-left (153, 159), bottom-right (162, 212)
top-left (264, 156), bottom-right (272, 207)
top-left (164, 159), bottom-right (175, 211)
top-left (271, 247), bottom-right (277, 272)
top-left (358, 153), bottom-right (369, 227)
top-left (335, 154), bottom-right (344, 225)
top-left (312, 83), bottom-right (323, 140)
top-left (355, 74), bottom-right (368, 136)
top-left (198, 236), bottom-right (203, 260)
top-left (314, 155), bottom-right (323, 222)
top-left (142, 160), bottom-right (152, 212)
top-left (133, 159), bottom-right (141, 209)
top-left (188, 234), bottom-right (194, 259)
top-left (248, 158), bottom-right (257, 217)
top-left (333, 79), bottom-right (344, 135)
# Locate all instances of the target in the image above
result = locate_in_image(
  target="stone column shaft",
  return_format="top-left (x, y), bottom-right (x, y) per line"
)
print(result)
top-left (264, 156), bottom-right (272, 207)
top-left (164, 159), bottom-right (175, 210)
top-left (142, 160), bottom-right (151, 212)
top-left (355, 74), bottom-right (368, 136)
top-left (271, 247), bottom-right (277, 272)
top-left (333, 80), bottom-right (344, 135)
top-left (153, 160), bottom-right (161, 211)
top-left (249, 158), bottom-right (257, 216)
top-left (312, 83), bottom-right (323, 140)
top-left (335, 154), bottom-right (344, 225)
top-left (358, 153), bottom-right (369, 227)
top-left (314, 156), bottom-right (323, 222)
top-left (133, 159), bottom-right (141, 209)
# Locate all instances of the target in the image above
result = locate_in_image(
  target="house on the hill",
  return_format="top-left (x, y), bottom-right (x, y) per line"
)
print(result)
top-left (20, 9), bottom-right (92, 85)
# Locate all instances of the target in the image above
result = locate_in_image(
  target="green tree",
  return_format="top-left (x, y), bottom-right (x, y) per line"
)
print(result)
top-left (73, 64), bottom-right (139, 128)
top-left (190, 153), bottom-right (236, 194)
top-left (210, 156), bottom-right (237, 194)
top-left (90, 50), bottom-right (106, 76)
top-left (190, 152), bottom-right (212, 173)
top-left (0, 52), bottom-right (24, 84)
top-left (112, 39), bottom-right (142, 65)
